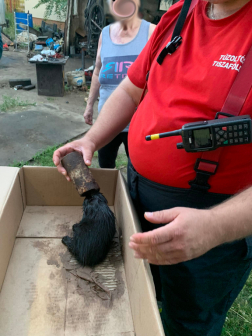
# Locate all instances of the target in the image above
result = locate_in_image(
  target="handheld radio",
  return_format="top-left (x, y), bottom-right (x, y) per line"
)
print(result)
top-left (146, 114), bottom-right (252, 153)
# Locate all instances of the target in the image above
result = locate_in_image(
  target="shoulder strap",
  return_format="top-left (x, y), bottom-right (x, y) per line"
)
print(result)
top-left (190, 44), bottom-right (252, 191)
top-left (157, 0), bottom-right (198, 65)
top-left (138, 0), bottom-right (198, 105)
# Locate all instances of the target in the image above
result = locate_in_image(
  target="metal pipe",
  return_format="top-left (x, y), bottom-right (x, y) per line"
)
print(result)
top-left (91, 19), bottom-right (102, 31)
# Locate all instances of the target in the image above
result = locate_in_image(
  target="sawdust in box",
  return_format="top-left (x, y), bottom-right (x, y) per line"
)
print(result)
top-left (0, 166), bottom-right (165, 336)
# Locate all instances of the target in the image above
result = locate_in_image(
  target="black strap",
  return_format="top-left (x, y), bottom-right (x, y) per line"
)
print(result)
top-left (157, 0), bottom-right (193, 65)
top-left (172, 0), bottom-right (192, 39)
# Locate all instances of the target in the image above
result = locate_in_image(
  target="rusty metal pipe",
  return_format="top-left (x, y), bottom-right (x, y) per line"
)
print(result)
top-left (61, 152), bottom-right (100, 197)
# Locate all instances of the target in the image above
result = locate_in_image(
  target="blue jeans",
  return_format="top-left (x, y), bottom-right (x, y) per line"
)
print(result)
top-left (127, 160), bottom-right (252, 336)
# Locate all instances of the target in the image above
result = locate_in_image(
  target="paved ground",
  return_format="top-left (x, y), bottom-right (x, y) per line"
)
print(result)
top-left (0, 48), bottom-right (127, 169)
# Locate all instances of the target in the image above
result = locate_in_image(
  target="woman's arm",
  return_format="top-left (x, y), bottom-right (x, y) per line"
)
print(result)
top-left (148, 23), bottom-right (156, 39)
top-left (83, 33), bottom-right (102, 125)
top-left (53, 76), bottom-right (143, 176)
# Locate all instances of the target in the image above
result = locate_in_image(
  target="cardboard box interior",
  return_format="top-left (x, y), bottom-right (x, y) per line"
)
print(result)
top-left (0, 166), bottom-right (164, 336)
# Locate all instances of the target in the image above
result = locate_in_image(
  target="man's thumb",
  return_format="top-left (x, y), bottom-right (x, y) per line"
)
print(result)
top-left (144, 208), bottom-right (180, 224)
top-left (82, 148), bottom-right (93, 166)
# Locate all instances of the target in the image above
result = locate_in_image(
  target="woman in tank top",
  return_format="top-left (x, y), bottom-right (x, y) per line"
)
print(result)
top-left (83, 0), bottom-right (155, 168)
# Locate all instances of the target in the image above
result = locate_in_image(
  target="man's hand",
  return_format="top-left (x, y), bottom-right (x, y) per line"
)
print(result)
top-left (53, 138), bottom-right (96, 181)
top-left (84, 106), bottom-right (94, 125)
top-left (129, 207), bottom-right (223, 265)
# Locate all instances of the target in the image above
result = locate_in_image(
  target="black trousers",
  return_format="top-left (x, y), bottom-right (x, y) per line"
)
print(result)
top-left (98, 132), bottom-right (129, 168)
top-left (127, 160), bottom-right (252, 336)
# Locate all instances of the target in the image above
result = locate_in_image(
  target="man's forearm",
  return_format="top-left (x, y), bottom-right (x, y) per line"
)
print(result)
top-left (84, 78), bottom-right (141, 150)
top-left (210, 186), bottom-right (252, 244)
top-left (86, 71), bottom-right (100, 107)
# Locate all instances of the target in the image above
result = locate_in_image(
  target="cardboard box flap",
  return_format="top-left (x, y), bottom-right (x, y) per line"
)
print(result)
top-left (0, 167), bottom-right (24, 292)
top-left (0, 167), bottom-right (20, 216)
top-left (114, 173), bottom-right (164, 336)
top-left (22, 166), bottom-right (118, 206)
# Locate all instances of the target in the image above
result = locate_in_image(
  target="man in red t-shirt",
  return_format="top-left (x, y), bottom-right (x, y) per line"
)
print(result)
top-left (54, 0), bottom-right (252, 334)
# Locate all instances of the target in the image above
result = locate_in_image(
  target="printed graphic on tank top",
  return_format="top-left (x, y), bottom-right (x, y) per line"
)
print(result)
top-left (99, 19), bottom-right (150, 131)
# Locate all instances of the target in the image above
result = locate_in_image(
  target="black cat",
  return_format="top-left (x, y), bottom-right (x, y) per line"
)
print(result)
top-left (62, 191), bottom-right (116, 267)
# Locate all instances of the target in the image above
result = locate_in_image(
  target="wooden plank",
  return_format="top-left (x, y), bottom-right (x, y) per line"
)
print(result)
top-left (1, 32), bottom-right (13, 46)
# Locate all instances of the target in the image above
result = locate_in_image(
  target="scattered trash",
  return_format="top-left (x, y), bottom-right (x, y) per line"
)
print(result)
top-left (19, 23), bottom-right (40, 37)
top-left (29, 54), bottom-right (45, 62)
top-left (40, 21), bottom-right (63, 40)
top-left (16, 31), bottom-right (37, 43)
top-left (41, 50), bottom-right (56, 56)
top-left (56, 45), bottom-right (62, 53)
top-left (53, 43), bottom-right (60, 50)
top-left (9, 79), bottom-right (32, 88)
top-left (85, 65), bottom-right (94, 72)
top-left (66, 70), bottom-right (85, 87)
top-left (46, 37), bottom-right (54, 47)
top-left (35, 36), bottom-right (48, 46)
top-left (14, 85), bottom-right (23, 90)
top-left (23, 85), bottom-right (36, 91)
top-left (79, 85), bottom-right (88, 92)
top-left (3, 43), bottom-right (9, 51)
top-left (35, 45), bottom-right (43, 51)
top-left (85, 65), bottom-right (94, 82)
top-left (13, 84), bottom-right (35, 91)
top-left (1, 32), bottom-right (13, 46)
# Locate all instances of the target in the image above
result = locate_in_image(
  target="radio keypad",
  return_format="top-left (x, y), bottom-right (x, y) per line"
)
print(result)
top-left (215, 122), bottom-right (250, 146)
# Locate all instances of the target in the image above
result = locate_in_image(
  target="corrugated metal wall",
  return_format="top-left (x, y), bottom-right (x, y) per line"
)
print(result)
top-left (4, 0), bottom-right (25, 12)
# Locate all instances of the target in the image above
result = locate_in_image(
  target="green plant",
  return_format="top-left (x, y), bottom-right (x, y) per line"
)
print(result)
top-left (0, 96), bottom-right (36, 112)
top-left (222, 273), bottom-right (252, 336)
top-left (64, 84), bottom-right (71, 92)
top-left (10, 144), bottom-right (63, 168)
top-left (116, 154), bottom-right (128, 169)
top-left (11, 160), bottom-right (28, 168)
top-left (47, 97), bottom-right (55, 101)
top-left (31, 145), bottom-right (62, 166)
top-left (33, 0), bottom-right (67, 20)
top-left (3, 12), bottom-right (15, 41)
top-left (33, 24), bottom-right (41, 31)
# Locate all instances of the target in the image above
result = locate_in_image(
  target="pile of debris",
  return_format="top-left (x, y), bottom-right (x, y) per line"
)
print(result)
top-left (1, 31), bottom-right (13, 50)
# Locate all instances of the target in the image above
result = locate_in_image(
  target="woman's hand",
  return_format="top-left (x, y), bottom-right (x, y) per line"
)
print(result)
top-left (84, 106), bottom-right (94, 125)
top-left (53, 138), bottom-right (96, 181)
top-left (129, 207), bottom-right (222, 265)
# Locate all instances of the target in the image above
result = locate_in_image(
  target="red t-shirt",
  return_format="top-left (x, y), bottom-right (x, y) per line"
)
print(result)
top-left (127, 0), bottom-right (252, 194)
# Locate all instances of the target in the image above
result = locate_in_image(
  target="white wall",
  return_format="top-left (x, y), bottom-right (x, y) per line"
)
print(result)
top-left (25, 0), bottom-right (66, 22)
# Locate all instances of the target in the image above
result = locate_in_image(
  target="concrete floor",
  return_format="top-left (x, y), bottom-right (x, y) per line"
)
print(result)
top-left (0, 48), bottom-right (127, 168)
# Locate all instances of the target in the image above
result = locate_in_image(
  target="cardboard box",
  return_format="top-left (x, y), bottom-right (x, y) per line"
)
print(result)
top-left (0, 166), bottom-right (164, 336)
